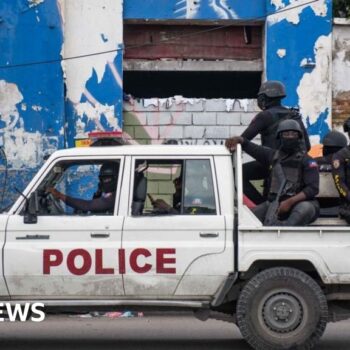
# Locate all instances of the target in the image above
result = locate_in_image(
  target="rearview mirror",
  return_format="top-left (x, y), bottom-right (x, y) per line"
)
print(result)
top-left (24, 192), bottom-right (39, 224)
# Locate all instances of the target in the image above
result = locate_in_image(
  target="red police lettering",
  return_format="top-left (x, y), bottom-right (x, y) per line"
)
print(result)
top-left (42, 248), bottom-right (177, 275)
top-left (67, 249), bottom-right (92, 276)
top-left (95, 249), bottom-right (114, 274)
top-left (130, 248), bottom-right (152, 273)
top-left (156, 248), bottom-right (176, 274)
top-left (118, 248), bottom-right (126, 274)
top-left (43, 249), bottom-right (63, 274)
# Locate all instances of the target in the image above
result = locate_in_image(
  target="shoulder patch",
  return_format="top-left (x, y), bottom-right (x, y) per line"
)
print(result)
top-left (333, 159), bottom-right (340, 169)
top-left (308, 160), bottom-right (318, 169)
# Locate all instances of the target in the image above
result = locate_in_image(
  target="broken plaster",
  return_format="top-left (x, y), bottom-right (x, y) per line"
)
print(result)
top-left (277, 49), bottom-right (286, 58)
top-left (142, 96), bottom-right (252, 112)
top-left (269, 0), bottom-right (327, 25)
top-left (297, 34), bottom-right (332, 138)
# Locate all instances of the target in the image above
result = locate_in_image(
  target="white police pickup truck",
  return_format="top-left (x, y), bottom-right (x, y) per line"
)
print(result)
top-left (1, 143), bottom-right (350, 349)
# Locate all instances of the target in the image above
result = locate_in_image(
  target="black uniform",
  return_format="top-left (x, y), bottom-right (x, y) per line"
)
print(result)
top-left (315, 154), bottom-right (342, 214)
top-left (332, 146), bottom-right (350, 223)
top-left (241, 105), bottom-right (310, 204)
top-left (65, 191), bottom-right (116, 214)
top-left (241, 138), bottom-right (319, 225)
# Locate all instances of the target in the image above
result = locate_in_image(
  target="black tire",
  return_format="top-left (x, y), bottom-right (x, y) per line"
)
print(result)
top-left (236, 267), bottom-right (328, 350)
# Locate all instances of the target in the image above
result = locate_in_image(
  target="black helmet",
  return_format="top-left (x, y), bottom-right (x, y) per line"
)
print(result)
top-left (258, 80), bottom-right (286, 98)
top-left (343, 117), bottom-right (350, 133)
top-left (276, 119), bottom-right (302, 138)
top-left (322, 131), bottom-right (347, 148)
top-left (99, 162), bottom-right (119, 177)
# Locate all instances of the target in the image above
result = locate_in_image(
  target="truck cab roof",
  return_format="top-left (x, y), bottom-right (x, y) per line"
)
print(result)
top-left (49, 145), bottom-right (231, 158)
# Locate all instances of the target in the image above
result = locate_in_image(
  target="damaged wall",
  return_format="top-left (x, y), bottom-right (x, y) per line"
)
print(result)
top-left (123, 97), bottom-right (258, 145)
top-left (0, 0), bottom-right (333, 206)
top-left (0, 0), bottom-right (64, 205)
top-left (60, 0), bottom-right (124, 147)
top-left (0, 0), bottom-right (123, 206)
top-left (333, 18), bottom-right (350, 125)
top-left (265, 0), bottom-right (332, 145)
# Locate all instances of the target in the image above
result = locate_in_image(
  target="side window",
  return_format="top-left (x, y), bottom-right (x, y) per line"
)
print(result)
top-left (184, 160), bottom-right (216, 215)
top-left (33, 160), bottom-right (120, 216)
top-left (131, 160), bottom-right (182, 216)
top-left (131, 158), bottom-right (216, 216)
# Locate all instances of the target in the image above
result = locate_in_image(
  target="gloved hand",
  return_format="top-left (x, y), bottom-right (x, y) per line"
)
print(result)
top-left (225, 136), bottom-right (244, 152)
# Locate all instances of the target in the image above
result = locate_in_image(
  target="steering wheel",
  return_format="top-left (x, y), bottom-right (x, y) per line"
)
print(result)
top-left (43, 190), bottom-right (65, 215)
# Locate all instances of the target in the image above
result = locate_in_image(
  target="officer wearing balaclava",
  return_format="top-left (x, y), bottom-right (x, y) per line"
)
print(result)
top-left (48, 162), bottom-right (119, 214)
top-left (225, 119), bottom-right (319, 226)
top-left (226, 80), bottom-right (310, 205)
top-left (332, 117), bottom-right (350, 223)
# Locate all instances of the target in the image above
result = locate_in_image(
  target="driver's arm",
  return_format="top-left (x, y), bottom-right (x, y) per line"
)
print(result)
top-left (48, 188), bottom-right (115, 212)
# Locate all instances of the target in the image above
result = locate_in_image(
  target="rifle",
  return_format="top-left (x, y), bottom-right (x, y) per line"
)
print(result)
top-left (263, 163), bottom-right (287, 226)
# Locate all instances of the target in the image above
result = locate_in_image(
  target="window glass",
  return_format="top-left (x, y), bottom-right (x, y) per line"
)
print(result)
top-left (132, 160), bottom-right (182, 216)
top-left (33, 160), bottom-right (120, 216)
top-left (184, 160), bottom-right (216, 215)
top-left (131, 159), bottom-right (216, 216)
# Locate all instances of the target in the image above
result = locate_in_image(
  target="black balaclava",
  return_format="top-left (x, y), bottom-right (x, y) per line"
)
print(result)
top-left (100, 175), bottom-right (117, 193)
top-left (280, 135), bottom-right (302, 154)
top-left (257, 94), bottom-right (281, 110)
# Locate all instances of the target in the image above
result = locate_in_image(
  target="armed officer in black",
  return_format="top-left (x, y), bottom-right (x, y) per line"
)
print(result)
top-left (332, 118), bottom-right (350, 223)
top-left (228, 80), bottom-right (310, 205)
top-left (316, 131), bottom-right (347, 171)
top-left (226, 120), bottom-right (319, 226)
top-left (315, 131), bottom-right (347, 214)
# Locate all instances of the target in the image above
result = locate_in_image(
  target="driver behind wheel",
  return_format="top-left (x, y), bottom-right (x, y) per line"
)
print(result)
top-left (47, 162), bottom-right (119, 214)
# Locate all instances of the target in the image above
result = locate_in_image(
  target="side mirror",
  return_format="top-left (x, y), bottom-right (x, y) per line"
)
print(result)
top-left (24, 192), bottom-right (39, 224)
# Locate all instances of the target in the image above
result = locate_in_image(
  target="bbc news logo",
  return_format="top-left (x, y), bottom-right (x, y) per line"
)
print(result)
top-left (0, 303), bottom-right (45, 322)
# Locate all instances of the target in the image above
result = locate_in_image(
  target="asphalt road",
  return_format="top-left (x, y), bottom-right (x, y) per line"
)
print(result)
top-left (0, 314), bottom-right (349, 350)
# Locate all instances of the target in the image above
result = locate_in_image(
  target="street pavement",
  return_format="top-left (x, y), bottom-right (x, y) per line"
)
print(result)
top-left (0, 313), bottom-right (349, 349)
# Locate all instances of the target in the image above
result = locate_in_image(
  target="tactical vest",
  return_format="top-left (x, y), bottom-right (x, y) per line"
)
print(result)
top-left (261, 106), bottom-right (293, 149)
top-left (269, 150), bottom-right (304, 200)
top-left (338, 146), bottom-right (350, 186)
top-left (261, 106), bottom-right (310, 151)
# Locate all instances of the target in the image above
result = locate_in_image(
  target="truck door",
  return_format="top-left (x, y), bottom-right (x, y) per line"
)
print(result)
top-left (4, 157), bottom-right (124, 298)
top-left (122, 157), bottom-right (226, 297)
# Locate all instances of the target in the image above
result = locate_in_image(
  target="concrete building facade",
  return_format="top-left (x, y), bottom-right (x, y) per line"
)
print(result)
top-left (0, 0), bottom-right (334, 204)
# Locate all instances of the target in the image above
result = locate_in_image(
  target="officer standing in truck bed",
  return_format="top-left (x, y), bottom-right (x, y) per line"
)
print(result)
top-left (226, 119), bottom-right (319, 226)
top-left (233, 80), bottom-right (310, 205)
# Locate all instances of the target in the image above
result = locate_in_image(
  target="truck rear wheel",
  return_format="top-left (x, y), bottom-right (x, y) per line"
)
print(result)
top-left (236, 267), bottom-right (328, 350)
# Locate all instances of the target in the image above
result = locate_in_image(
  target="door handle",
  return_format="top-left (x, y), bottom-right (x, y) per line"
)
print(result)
top-left (199, 232), bottom-right (219, 238)
top-left (16, 234), bottom-right (50, 240)
top-left (90, 233), bottom-right (110, 238)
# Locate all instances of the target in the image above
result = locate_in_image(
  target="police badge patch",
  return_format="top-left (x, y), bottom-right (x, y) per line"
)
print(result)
top-left (333, 159), bottom-right (340, 169)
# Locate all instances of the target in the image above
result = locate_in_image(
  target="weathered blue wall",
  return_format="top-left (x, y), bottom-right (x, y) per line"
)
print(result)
top-left (124, 0), bottom-right (266, 20)
top-left (0, 0), bottom-right (333, 207)
top-left (265, 0), bottom-right (332, 144)
top-left (0, 0), bottom-right (64, 206)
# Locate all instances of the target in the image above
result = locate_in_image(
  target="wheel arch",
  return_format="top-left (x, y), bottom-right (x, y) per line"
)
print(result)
top-left (240, 259), bottom-right (326, 284)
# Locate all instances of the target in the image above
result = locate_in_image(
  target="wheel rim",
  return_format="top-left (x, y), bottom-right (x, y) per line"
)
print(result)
top-left (261, 292), bottom-right (304, 334)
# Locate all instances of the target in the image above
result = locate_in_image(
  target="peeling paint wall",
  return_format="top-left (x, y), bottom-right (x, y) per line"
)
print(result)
top-left (333, 19), bottom-right (350, 125)
top-left (0, 0), bottom-right (123, 207)
top-left (0, 0), bottom-right (64, 205)
top-left (124, 0), bottom-right (265, 20)
top-left (61, 0), bottom-right (124, 147)
top-left (123, 97), bottom-right (259, 145)
top-left (0, 0), bottom-right (333, 206)
top-left (266, 0), bottom-right (332, 144)
top-left (125, 0), bottom-right (333, 147)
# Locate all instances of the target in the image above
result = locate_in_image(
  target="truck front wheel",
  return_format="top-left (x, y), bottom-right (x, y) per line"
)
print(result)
top-left (236, 267), bottom-right (328, 350)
